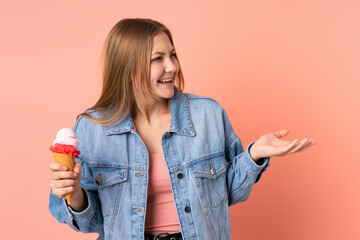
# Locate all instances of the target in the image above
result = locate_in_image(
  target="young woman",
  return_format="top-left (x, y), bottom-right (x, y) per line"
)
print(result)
top-left (48, 18), bottom-right (315, 240)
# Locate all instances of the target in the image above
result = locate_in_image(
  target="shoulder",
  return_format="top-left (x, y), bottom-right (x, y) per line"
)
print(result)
top-left (184, 92), bottom-right (217, 102)
top-left (183, 92), bottom-right (224, 112)
top-left (72, 110), bottom-right (110, 154)
top-left (72, 109), bottom-right (104, 133)
top-left (182, 92), bottom-right (234, 137)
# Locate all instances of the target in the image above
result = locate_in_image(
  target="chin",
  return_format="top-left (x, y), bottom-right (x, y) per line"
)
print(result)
top-left (157, 88), bottom-right (175, 99)
top-left (162, 92), bottom-right (174, 99)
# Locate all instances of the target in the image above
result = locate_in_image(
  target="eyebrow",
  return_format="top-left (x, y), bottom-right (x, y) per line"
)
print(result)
top-left (151, 48), bottom-right (176, 56)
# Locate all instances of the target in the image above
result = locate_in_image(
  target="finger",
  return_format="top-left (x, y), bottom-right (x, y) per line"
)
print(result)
top-left (53, 186), bottom-right (75, 198)
top-left (49, 163), bottom-right (67, 172)
top-left (294, 140), bottom-right (316, 153)
top-left (74, 162), bottom-right (82, 174)
top-left (50, 179), bottom-right (77, 189)
top-left (279, 139), bottom-right (299, 153)
top-left (287, 138), bottom-right (309, 154)
top-left (51, 171), bottom-right (78, 181)
top-left (274, 129), bottom-right (289, 139)
top-left (297, 138), bottom-right (316, 147)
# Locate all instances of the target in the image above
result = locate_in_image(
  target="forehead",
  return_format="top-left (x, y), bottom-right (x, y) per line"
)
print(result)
top-left (151, 31), bottom-right (173, 53)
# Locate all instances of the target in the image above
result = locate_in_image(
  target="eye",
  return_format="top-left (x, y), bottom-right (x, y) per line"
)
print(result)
top-left (151, 53), bottom-right (177, 62)
top-left (151, 57), bottom-right (162, 62)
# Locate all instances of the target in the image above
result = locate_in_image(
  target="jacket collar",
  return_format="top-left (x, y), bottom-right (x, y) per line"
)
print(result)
top-left (105, 86), bottom-right (195, 136)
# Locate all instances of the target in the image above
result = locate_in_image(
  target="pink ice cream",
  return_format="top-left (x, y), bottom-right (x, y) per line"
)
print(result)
top-left (52, 128), bottom-right (79, 147)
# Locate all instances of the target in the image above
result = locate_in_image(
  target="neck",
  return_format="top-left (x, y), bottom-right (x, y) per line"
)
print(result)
top-left (134, 98), bottom-right (170, 125)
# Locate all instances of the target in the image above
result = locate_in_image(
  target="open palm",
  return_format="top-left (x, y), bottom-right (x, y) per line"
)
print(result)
top-left (250, 129), bottom-right (316, 160)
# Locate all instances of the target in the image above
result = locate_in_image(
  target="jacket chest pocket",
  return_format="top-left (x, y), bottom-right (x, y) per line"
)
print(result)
top-left (92, 165), bottom-right (128, 217)
top-left (189, 156), bottom-right (229, 208)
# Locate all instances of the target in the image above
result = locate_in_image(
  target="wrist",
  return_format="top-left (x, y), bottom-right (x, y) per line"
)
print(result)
top-left (70, 188), bottom-right (87, 212)
top-left (249, 143), bottom-right (260, 162)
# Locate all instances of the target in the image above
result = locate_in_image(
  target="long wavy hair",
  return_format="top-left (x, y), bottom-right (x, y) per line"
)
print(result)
top-left (78, 18), bottom-right (185, 126)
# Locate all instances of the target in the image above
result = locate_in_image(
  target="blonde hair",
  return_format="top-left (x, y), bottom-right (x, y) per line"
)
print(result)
top-left (78, 18), bottom-right (185, 125)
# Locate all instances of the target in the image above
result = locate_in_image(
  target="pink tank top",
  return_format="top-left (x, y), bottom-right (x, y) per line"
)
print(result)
top-left (145, 153), bottom-right (181, 234)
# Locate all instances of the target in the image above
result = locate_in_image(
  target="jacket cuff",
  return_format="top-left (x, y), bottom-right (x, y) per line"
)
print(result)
top-left (244, 141), bottom-right (270, 183)
top-left (67, 188), bottom-right (94, 220)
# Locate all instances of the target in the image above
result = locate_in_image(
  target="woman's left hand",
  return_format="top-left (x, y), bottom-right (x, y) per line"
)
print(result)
top-left (249, 129), bottom-right (316, 162)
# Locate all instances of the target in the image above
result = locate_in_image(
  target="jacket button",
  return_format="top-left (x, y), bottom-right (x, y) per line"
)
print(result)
top-left (177, 173), bottom-right (183, 179)
top-left (166, 132), bottom-right (172, 138)
top-left (184, 206), bottom-right (191, 212)
top-left (96, 173), bottom-right (101, 184)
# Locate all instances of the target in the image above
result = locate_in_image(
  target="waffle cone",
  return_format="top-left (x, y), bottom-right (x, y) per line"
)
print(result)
top-left (52, 152), bottom-right (75, 205)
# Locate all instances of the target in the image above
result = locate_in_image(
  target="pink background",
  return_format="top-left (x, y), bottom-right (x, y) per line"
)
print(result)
top-left (1, 1), bottom-right (359, 239)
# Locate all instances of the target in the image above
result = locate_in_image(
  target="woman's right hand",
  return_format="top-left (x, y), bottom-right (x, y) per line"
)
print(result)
top-left (48, 162), bottom-right (87, 212)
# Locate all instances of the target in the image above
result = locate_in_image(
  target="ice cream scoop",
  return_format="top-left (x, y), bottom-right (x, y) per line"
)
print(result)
top-left (53, 128), bottom-right (80, 146)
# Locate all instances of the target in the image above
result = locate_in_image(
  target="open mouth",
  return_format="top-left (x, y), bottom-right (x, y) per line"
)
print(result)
top-left (157, 78), bottom-right (173, 84)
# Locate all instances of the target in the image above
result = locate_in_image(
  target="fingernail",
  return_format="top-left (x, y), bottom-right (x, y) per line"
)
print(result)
top-left (73, 173), bottom-right (77, 177)
top-left (62, 166), bottom-right (67, 170)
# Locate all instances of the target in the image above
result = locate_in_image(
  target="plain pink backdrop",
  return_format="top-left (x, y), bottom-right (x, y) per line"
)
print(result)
top-left (1, 1), bottom-right (359, 239)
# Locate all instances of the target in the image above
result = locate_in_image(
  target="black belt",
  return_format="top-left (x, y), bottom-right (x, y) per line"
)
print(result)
top-left (144, 232), bottom-right (183, 240)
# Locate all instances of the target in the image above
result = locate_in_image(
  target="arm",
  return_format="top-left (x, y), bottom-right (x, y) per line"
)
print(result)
top-left (225, 126), bottom-right (315, 207)
top-left (219, 108), bottom-right (270, 206)
top-left (225, 134), bottom-right (270, 206)
top-left (48, 118), bottom-right (104, 236)
top-left (220, 104), bottom-right (316, 206)
top-left (49, 153), bottom-right (104, 236)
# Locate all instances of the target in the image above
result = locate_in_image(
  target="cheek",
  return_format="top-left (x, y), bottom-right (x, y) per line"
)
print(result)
top-left (174, 60), bottom-right (180, 72)
top-left (150, 65), bottom-right (163, 79)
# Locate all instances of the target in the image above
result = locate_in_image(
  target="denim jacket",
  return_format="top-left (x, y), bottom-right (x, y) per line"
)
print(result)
top-left (49, 87), bottom-right (270, 240)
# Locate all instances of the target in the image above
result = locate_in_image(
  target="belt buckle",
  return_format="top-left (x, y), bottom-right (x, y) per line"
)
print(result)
top-left (153, 232), bottom-right (169, 240)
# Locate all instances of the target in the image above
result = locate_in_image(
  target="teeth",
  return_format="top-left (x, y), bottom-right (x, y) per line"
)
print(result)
top-left (158, 78), bottom-right (173, 83)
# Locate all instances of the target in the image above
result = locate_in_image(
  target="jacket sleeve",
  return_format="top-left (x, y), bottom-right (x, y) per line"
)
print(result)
top-left (221, 108), bottom-right (270, 206)
top-left (48, 117), bottom-right (104, 239)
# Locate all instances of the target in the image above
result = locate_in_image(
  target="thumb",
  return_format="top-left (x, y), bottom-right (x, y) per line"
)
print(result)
top-left (274, 129), bottom-right (289, 138)
top-left (74, 162), bottom-right (82, 174)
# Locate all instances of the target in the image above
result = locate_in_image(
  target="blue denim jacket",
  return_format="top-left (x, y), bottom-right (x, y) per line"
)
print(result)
top-left (49, 87), bottom-right (270, 240)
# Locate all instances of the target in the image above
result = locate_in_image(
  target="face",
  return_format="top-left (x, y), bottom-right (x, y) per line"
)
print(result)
top-left (149, 31), bottom-right (179, 100)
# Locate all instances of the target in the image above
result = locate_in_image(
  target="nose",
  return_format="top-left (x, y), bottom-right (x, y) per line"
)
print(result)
top-left (164, 57), bottom-right (178, 73)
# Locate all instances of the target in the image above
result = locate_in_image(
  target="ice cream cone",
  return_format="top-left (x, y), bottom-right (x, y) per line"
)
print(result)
top-left (52, 152), bottom-right (75, 205)
top-left (50, 128), bottom-right (81, 206)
